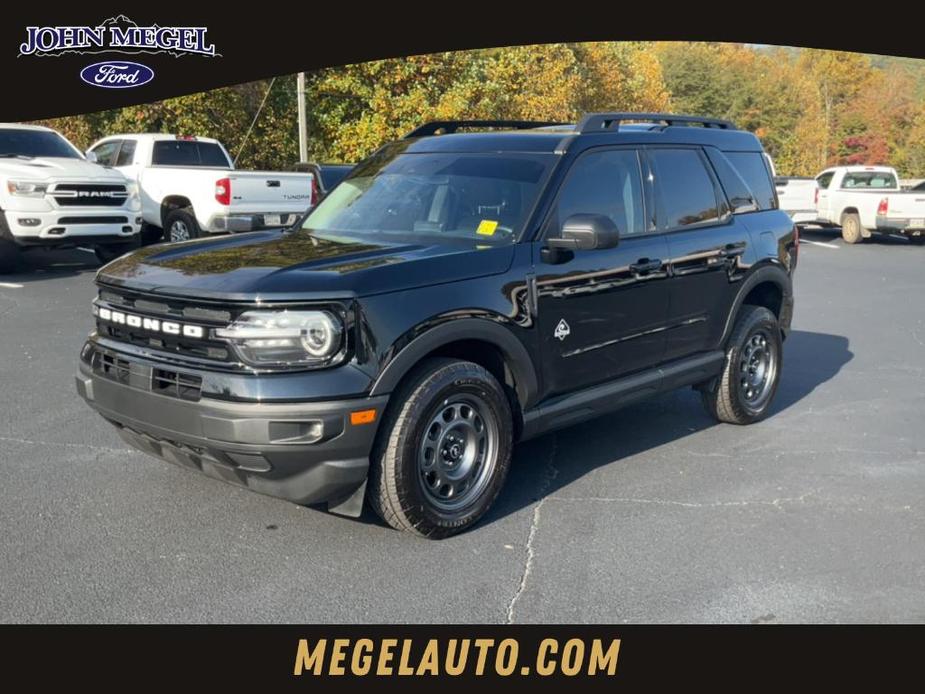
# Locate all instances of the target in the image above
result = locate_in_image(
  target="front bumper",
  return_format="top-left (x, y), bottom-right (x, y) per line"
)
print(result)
top-left (3, 209), bottom-right (141, 243)
top-left (76, 347), bottom-right (387, 510)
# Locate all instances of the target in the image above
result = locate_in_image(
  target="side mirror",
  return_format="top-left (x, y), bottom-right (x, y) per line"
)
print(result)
top-left (547, 213), bottom-right (620, 251)
top-left (85, 150), bottom-right (98, 163)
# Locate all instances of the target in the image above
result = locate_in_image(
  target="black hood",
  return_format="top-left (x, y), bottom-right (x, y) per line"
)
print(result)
top-left (97, 229), bottom-right (515, 301)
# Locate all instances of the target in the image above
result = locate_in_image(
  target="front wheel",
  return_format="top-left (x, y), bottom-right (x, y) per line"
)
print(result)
top-left (368, 358), bottom-right (513, 538)
top-left (702, 305), bottom-right (782, 425)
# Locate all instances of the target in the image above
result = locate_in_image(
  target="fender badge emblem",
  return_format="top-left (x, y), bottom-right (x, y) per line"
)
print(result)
top-left (554, 319), bottom-right (571, 341)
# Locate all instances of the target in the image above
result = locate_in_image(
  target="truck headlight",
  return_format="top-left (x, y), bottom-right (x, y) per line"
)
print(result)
top-left (214, 310), bottom-right (344, 367)
top-left (6, 180), bottom-right (48, 197)
top-left (125, 182), bottom-right (141, 210)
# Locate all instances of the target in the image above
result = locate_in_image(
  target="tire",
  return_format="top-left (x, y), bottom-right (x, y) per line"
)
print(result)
top-left (702, 305), bottom-right (782, 425)
top-left (841, 212), bottom-right (863, 244)
top-left (909, 235), bottom-right (925, 246)
top-left (95, 235), bottom-right (140, 265)
top-left (164, 208), bottom-right (201, 243)
top-left (0, 237), bottom-right (21, 274)
top-left (368, 357), bottom-right (514, 539)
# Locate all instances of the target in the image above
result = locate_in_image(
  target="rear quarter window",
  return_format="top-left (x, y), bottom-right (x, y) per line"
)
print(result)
top-left (724, 151), bottom-right (777, 210)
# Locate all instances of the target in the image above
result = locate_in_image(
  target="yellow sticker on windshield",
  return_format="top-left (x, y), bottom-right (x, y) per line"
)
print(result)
top-left (476, 220), bottom-right (499, 236)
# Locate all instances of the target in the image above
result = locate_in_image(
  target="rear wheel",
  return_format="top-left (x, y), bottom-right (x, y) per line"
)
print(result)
top-left (702, 305), bottom-right (782, 425)
top-left (165, 209), bottom-right (201, 243)
top-left (368, 358), bottom-right (513, 538)
top-left (841, 212), bottom-right (864, 244)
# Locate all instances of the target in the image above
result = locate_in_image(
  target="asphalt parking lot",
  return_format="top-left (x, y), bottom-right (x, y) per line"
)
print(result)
top-left (1, 229), bottom-right (923, 624)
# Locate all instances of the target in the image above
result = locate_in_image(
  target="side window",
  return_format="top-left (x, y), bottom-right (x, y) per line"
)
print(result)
top-left (649, 148), bottom-right (721, 229)
top-left (704, 148), bottom-right (757, 214)
top-left (816, 172), bottom-right (835, 189)
top-left (724, 151), bottom-right (777, 210)
top-left (550, 149), bottom-right (646, 237)
top-left (115, 139), bottom-right (136, 167)
top-left (90, 141), bottom-right (120, 167)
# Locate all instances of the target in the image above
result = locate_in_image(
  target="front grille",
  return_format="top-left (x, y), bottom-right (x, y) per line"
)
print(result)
top-left (152, 368), bottom-right (203, 401)
top-left (58, 216), bottom-right (129, 225)
top-left (91, 347), bottom-right (203, 401)
top-left (95, 286), bottom-right (237, 366)
top-left (53, 184), bottom-right (128, 207)
top-left (97, 352), bottom-right (132, 385)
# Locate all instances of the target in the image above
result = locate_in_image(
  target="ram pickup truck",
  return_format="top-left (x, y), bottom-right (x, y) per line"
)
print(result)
top-left (77, 114), bottom-right (797, 538)
top-left (815, 165), bottom-right (925, 244)
top-left (87, 134), bottom-right (316, 243)
top-left (775, 177), bottom-right (818, 225)
top-left (0, 123), bottom-right (141, 273)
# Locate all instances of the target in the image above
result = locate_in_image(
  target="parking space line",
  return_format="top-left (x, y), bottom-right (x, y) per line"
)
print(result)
top-left (801, 240), bottom-right (840, 249)
top-left (0, 282), bottom-right (23, 288)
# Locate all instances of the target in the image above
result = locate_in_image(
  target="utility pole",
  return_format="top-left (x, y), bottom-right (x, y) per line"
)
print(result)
top-left (297, 72), bottom-right (308, 163)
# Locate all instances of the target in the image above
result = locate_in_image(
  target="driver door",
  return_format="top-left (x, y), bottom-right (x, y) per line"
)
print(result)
top-left (535, 147), bottom-right (671, 397)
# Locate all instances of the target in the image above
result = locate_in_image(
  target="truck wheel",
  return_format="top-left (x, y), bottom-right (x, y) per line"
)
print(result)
top-left (165, 209), bottom-right (201, 243)
top-left (702, 305), bottom-right (782, 425)
top-left (368, 358), bottom-right (513, 538)
top-left (95, 235), bottom-right (140, 265)
top-left (0, 238), bottom-right (20, 274)
top-left (841, 212), bottom-right (863, 244)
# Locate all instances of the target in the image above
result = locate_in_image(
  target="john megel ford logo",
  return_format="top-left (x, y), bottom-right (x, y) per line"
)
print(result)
top-left (18, 15), bottom-right (218, 89)
top-left (80, 61), bottom-right (154, 89)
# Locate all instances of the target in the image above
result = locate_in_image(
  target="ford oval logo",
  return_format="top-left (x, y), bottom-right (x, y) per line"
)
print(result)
top-left (79, 61), bottom-right (154, 89)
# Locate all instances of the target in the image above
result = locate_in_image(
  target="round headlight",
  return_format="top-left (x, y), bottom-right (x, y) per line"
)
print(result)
top-left (301, 313), bottom-right (339, 357)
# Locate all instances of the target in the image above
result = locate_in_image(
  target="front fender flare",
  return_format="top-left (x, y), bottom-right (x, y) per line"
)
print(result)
top-left (369, 318), bottom-right (539, 409)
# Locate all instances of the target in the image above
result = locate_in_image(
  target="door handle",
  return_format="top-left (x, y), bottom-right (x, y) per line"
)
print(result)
top-left (629, 258), bottom-right (662, 274)
top-left (718, 243), bottom-right (746, 258)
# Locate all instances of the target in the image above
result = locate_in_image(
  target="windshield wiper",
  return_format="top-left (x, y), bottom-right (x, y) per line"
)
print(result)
top-left (0, 153), bottom-right (34, 160)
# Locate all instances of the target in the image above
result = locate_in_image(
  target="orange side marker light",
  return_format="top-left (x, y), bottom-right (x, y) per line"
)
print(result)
top-left (350, 409), bottom-right (377, 425)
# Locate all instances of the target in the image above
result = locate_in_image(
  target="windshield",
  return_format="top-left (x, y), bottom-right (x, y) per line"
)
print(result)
top-left (0, 128), bottom-right (81, 159)
top-left (302, 150), bottom-right (554, 244)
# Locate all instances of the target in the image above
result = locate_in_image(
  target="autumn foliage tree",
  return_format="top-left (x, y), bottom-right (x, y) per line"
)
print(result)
top-left (34, 41), bottom-right (925, 178)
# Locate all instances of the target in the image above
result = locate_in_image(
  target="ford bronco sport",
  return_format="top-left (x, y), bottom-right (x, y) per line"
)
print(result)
top-left (76, 113), bottom-right (797, 538)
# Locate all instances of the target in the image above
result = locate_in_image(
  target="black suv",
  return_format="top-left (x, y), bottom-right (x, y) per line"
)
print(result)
top-left (76, 113), bottom-right (797, 538)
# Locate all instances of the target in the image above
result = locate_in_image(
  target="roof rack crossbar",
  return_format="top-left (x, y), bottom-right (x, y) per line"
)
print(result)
top-left (577, 112), bottom-right (737, 133)
top-left (404, 120), bottom-right (565, 139)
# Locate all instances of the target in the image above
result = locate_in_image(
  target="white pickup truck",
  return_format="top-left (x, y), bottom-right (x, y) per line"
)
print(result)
top-left (0, 123), bottom-right (142, 273)
top-left (815, 165), bottom-right (925, 244)
top-left (87, 134), bottom-right (316, 243)
top-left (774, 177), bottom-right (818, 226)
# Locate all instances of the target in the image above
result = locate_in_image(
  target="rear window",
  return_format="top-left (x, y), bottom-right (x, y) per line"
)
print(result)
top-left (152, 140), bottom-right (230, 167)
top-left (841, 171), bottom-right (897, 189)
top-left (816, 171), bottom-right (835, 189)
top-left (724, 152), bottom-right (777, 210)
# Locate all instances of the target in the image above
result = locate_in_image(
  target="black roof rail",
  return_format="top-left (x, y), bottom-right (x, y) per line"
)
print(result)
top-left (577, 112), bottom-right (737, 133)
top-left (404, 120), bottom-right (565, 139)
